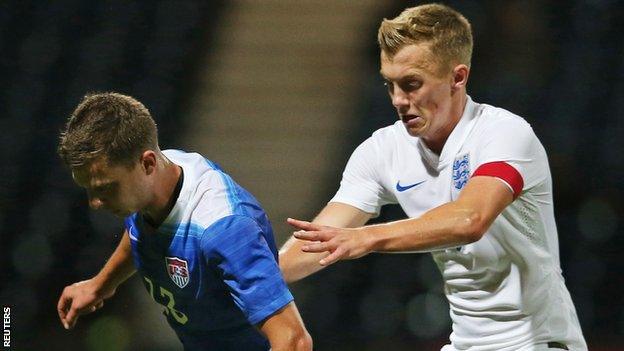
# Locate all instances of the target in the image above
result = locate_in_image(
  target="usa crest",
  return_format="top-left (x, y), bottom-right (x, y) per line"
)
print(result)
top-left (166, 257), bottom-right (189, 288)
top-left (452, 153), bottom-right (470, 190)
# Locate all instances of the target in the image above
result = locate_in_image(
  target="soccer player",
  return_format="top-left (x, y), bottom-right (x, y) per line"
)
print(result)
top-left (279, 4), bottom-right (587, 350)
top-left (56, 93), bottom-right (312, 351)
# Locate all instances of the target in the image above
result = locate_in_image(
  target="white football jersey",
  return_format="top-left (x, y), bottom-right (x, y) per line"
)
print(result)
top-left (331, 96), bottom-right (587, 350)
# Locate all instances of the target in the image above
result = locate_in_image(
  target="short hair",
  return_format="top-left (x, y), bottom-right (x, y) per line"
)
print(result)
top-left (58, 92), bottom-right (159, 168)
top-left (378, 3), bottom-right (473, 75)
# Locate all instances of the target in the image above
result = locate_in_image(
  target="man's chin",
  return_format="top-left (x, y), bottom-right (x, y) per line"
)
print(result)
top-left (110, 210), bottom-right (131, 218)
top-left (403, 124), bottom-right (423, 137)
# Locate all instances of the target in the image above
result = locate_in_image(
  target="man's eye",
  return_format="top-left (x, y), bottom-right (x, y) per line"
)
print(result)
top-left (92, 184), bottom-right (115, 195)
top-left (383, 81), bottom-right (394, 93)
top-left (403, 81), bottom-right (422, 91)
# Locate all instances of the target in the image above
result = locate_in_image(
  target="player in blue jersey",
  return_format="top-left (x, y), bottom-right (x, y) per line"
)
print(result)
top-left (56, 92), bottom-right (312, 351)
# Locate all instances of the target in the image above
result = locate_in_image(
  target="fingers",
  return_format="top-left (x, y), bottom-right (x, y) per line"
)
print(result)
top-left (301, 241), bottom-right (331, 253)
top-left (300, 241), bottom-right (341, 265)
top-left (63, 301), bottom-right (101, 330)
top-left (88, 301), bottom-right (102, 313)
top-left (58, 286), bottom-right (104, 330)
top-left (293, 230), bottom-right (321, 242)
top-left (57, 293), bottom-right (70, 323)
top-left (288, 218), bottom-right (351, 266)
top-left (64, 305), bottom-right (78, 330)
top-left (287, 218), bottom-right (320, 231)
top-left (58, 289), bottom-right (78, 329)
top-left (319, 248), bottom-right (344, 266)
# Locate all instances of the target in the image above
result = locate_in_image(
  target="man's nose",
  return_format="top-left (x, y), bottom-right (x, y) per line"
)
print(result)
top-left (391, 88), bottom-right (410, 109)
top-left (89, 197), bottom-right (104, 210)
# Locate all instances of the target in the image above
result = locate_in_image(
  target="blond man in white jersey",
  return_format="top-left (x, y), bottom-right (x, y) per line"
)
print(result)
top-left (279, 4), bottom-right (587, 350)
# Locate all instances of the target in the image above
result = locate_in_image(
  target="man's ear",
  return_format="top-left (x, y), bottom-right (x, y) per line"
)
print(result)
top-left (140, 150), bottom-right (157, 175)
top-left (451, 64), bottom-right (470, 92)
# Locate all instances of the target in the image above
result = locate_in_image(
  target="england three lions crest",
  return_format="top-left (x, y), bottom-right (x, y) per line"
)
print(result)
top-left (452, 153), bottom-right (470, 190)
top-left (166, 257), bottom-right (189, 288)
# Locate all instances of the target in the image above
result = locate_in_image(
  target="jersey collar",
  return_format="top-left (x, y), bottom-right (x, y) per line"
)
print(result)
top-left (438, 95), bottom-right (478, 168)
top-left (157, 151), bottom-right (193, 232)
top-left (404, 95), bottom-right (478, 171)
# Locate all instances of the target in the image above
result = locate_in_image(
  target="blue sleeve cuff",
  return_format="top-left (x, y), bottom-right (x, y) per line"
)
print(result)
top-left (247, 290), bottom-right (294, 325)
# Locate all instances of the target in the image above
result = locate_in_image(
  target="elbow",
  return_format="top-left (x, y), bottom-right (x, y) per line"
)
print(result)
top-left (295, 330), bottom-right (313, 351)
top-left (272, 329), bottom-right (313, 351)
top-left (457, 210), bottom-right (489, 243)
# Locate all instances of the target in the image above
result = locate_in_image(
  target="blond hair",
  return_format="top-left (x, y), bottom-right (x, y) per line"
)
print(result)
top-left (378, 3), bottom-right (473, 75)
top-left (58, 92), bottom-right (159, 168)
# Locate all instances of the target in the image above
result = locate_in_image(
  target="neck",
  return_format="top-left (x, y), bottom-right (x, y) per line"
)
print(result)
top-left (142, 157), bottom-right (182, 227)
top-left (422, 92), bottom-right (467, 155)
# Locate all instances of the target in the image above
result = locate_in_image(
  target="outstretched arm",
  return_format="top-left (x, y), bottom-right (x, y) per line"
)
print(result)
top-left (57, 229), bottom-right (136, 329)
top-left (279, 202), bottom-right (373, 283)
top-left (258, 301), bottom-right (312, 351)
top-left (291, 176), bottom-right (513, 266)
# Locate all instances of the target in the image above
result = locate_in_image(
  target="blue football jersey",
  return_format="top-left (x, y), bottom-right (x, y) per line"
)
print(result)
top-left (124, 150), bottom-right (293, 350)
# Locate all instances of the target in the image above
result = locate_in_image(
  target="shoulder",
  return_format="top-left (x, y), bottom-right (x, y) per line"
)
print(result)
top-left (370, 121), bottom-right (404, 143)
top-left (164, 149), bottom-right (235, 227)
top-left (468, 102), bottom-right (547, 165)
top-left (205, 214), bottom-right (260, 234)
top-left (200, 214), bottom-right (264, 253)
top-left (189, 171), bottom-right (238, 228)
top-left (474, 103), bottom-right (536, 140)
top-left (354, 121), bottom-right (405, 156)
top-left (164, 149), bottom-right (222, 174)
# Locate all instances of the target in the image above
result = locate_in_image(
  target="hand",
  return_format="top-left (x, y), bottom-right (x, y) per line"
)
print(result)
top-left (287, 218), bottom-right (372, 266)
top-left (57, 278), bottom-right (115, 330)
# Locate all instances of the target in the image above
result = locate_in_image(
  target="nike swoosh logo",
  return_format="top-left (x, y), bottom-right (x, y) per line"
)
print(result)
top-left (128, 227), bottom-right (141, 242)
top-left (396, 180), bottom-right (426, 192)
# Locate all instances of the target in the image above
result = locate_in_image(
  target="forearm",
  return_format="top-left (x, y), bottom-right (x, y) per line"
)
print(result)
top-left (365, 202), bottom-right (484, 253)
top-left (364, 177), bottom-right (512, 253)
top-left (279, 238), bottom-right (328, 283)
top-left (259, 302), bottom-right (312, 351)
top-left (57, 230), bottom-right (136, 329)
top-left (280, 202), bottom-right (372, 282)
top-left (92, 230), bottom-right (136, 296)
top-left (292, 178), bottom-right (513, 265)
top-left (265, 324), bottom-right (312, 351)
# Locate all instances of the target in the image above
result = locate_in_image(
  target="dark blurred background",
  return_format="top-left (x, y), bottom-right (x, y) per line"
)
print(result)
top-left (1, 1), bottom-right (623, 350)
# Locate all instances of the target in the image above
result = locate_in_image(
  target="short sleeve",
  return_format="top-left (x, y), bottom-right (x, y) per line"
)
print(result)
top-left (471, 117), bottom-right (548, 198)
top-left (330, 137), bottom-right (396, 215)
top-left (201, 215), bottom-right (293, 325)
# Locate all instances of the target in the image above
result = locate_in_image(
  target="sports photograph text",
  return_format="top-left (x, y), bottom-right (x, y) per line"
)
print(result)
top-left (3, 306), bottom-right (9, 349)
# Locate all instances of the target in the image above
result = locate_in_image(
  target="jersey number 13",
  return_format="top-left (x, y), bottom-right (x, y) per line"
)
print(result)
top-left (143, 276), bottom-right (189, 324)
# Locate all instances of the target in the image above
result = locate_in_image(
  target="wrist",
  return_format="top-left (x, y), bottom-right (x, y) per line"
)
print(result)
top-left (357, 226), bottom-right (379, 253)
top-left (91, 272), bottom-right (117, 298)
